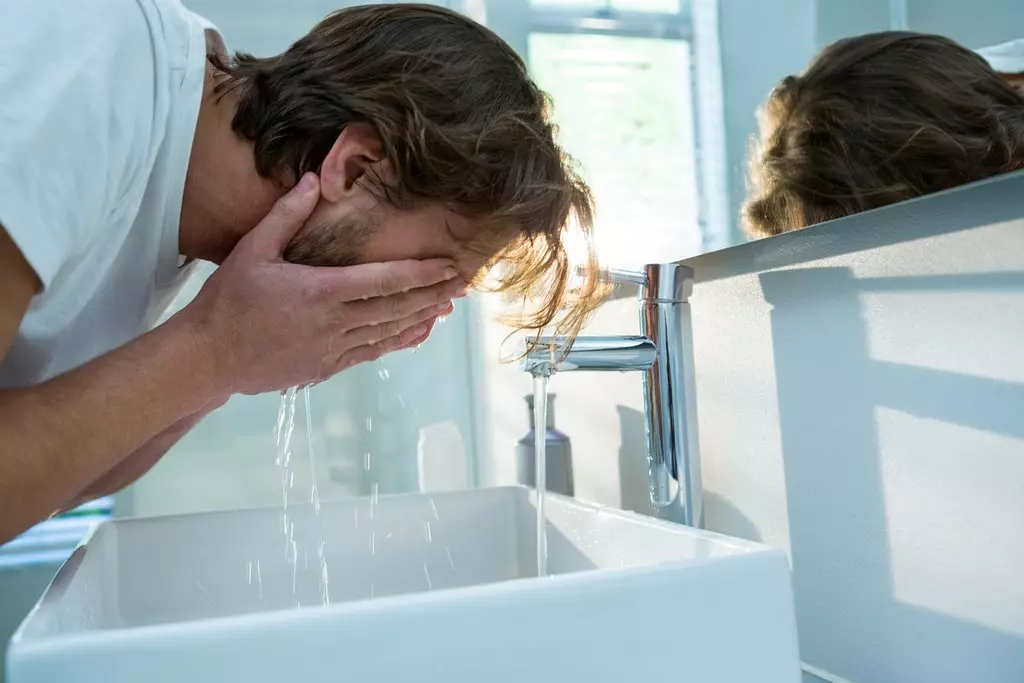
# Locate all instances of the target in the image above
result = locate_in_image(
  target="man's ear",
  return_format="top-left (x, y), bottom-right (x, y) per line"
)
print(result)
top-left (319, 122), bottom-right (385, 203)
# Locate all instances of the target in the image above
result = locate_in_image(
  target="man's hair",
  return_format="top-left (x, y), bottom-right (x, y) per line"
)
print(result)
top-left (744, 31), bottom-right (1024, 238)
top-left (213, 3), bottom-right (604, 342)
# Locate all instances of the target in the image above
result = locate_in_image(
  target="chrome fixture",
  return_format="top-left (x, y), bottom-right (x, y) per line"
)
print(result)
top-left (519, 263), bottom-right (703, 528)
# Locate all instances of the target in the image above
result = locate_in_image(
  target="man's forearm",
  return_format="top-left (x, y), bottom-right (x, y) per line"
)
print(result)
top-left (0, 316), bottom-right (220, 543)
top-left (64, 399), bottom-right (223, 510)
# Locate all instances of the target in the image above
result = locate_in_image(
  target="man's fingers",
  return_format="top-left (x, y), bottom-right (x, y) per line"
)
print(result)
top-left (242, 173), bottom-right (321, 257)
top-left (321, 259), bottom-right (460, 301)
top-left (397, 318), bottom-right (435, 351)
top-left (341, 302), bottom-right (448, 348)
top-left (342, 279), bottom-right (463, 328)
top-left (321, 319), bottom-right (435, 379)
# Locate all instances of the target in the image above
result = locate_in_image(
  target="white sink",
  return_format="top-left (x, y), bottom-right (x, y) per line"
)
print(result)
top-left (7, 487), bottom-right (801, 682)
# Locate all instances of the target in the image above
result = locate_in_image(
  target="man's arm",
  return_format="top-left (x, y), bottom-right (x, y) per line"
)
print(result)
top-left (0, 299), bottom-right (224, 542)
top-left (0, 176), bottom-right (461, 543)
top-left (63, 397), bottom-right (227, 510)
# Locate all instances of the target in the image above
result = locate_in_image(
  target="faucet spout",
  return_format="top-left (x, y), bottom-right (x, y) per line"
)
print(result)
top-left (515, 263), bottom-right (703, 529)
top-left (519, 336), bottom-right (656, 376)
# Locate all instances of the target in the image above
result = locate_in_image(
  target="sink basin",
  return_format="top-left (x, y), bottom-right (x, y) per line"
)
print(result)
top-left (7, 486), bottom-right (800, 682)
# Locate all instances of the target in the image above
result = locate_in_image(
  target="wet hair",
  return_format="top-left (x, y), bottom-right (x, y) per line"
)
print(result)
top-left (744, 31), bottom-right (1024, 237)
top-left (213, 4), bottom-right (606, 344)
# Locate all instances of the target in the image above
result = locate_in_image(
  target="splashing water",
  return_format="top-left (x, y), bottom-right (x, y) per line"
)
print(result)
top-left (445, 546), bottom-right (456, 571)
top-left (533, 374), bottom-right (549, 577)
top-left (303, 387), bottom-right (331, 605)
top-left (256, 559), bottom-right (264, 601)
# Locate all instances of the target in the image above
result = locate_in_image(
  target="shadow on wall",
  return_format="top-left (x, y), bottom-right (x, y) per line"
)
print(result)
top-left (760, 265), bottom-right (1024, 683)
top-left (617, 406), bottom-right (650, 515)
top-left (617, 405), bottom-right (762, 535)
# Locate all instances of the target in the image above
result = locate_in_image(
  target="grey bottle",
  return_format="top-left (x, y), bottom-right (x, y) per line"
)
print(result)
top-left (515, 393), bottom-right (574, 496)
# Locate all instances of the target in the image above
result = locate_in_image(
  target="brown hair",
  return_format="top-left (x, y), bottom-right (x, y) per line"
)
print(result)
top-left (213, 4), bottom-right (605, 345)
top-left (744, 31), bottom-right (1024, 238)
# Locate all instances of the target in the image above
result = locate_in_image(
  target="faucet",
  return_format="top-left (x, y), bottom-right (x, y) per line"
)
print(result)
top-left (519, 263), bottom-right (703, 528)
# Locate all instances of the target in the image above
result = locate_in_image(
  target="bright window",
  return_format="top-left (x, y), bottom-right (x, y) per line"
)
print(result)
top-left (528, 32), bottom-right (701, 268)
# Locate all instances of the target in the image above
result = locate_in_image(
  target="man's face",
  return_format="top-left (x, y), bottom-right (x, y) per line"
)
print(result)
top-left (285, 191), bottom-right (495, 282)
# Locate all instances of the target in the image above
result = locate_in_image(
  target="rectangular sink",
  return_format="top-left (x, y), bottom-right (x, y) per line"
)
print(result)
top-left (7, 486), bottom-right (800, 682)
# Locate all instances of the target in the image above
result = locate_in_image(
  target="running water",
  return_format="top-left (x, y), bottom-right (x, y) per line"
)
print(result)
top-left (274, 388), bottom-right (299, 593)
top-left (303, 387), bottom-right (330, 605)
top-left (533, 374), bottom-right (549, 577)
top-left (274, 386), bottom-right (331, 606)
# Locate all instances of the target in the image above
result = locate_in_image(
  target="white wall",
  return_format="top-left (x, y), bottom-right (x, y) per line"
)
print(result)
top-left (688, 171), bottom-right (1024, 682)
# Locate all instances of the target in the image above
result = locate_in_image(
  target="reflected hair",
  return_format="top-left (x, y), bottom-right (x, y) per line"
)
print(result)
top-left (744, 31), bottom-right (1024, 238)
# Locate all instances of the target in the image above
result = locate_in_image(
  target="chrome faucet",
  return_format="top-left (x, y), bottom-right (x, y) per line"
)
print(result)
top-left (519, 263), bottom-right (703, 528)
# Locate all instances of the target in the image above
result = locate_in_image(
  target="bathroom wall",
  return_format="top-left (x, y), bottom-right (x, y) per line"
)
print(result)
top-left (687, 171), bottom-right (1024, 682)
top-left (816, 0), bottom-right (1024, 49)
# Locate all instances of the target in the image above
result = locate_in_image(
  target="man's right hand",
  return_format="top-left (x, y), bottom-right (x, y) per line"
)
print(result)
top-left (176, 173), bottom-right (463, 395)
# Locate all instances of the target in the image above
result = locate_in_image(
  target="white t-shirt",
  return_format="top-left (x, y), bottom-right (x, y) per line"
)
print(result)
top-left (0, 0), bottom-right (220, 389)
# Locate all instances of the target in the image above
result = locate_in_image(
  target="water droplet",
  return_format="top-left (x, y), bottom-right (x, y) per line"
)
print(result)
top-left (429, 498), bottom-right (439, 521)
top-left (289, 470), bottom-right (294, 488)
top-left (445, 546), bottom-right (456, 571)
top-left (398, 395), bottom-right (406, 408)
top-left (424, 521), bottom-right (433, 543)
top-left (423, 564), bottom-right (433, 589)
top-left (371, 531), bottom-right (376, 556)
top-left (364, 452), bottom-right (371, 471)
top-left (437, 315), bottom-right (448, 325)
top-left (291, 540), bottom-right (298, 594)
top-left (247, 561), bottom-right (253, 584)
top-left (366, 417), bottom-right (372, 431)
top-left (378, 368), bottom-right (390, 380)
top-left (372, 482), bottom-right (380, 504)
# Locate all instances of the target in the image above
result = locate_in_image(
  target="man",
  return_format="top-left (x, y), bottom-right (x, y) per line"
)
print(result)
top-left (743, 32), bottom-right (1024, 237)
top-left (0, 1), bottom-right (602, 542)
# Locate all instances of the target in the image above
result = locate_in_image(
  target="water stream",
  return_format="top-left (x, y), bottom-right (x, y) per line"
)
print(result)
top-left (274, 386), bottom-right (331, 606)
top-left (303, 387), bottom-right (330, 605)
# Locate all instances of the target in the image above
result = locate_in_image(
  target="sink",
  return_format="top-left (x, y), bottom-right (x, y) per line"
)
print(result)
top-left (7, 486), bottom-right (801, 682)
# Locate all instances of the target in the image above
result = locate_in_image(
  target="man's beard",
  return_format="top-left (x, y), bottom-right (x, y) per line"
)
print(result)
top-left (283, 212), bottom-right (377, 267)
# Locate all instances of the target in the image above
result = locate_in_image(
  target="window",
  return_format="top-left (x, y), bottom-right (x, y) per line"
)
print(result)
top-left (529, 32), bottom-right (700, 268)
top-left (526, 0), bottom-right (728, 267)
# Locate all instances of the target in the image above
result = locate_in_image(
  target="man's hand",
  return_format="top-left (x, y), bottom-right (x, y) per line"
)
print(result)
top-left (177, 173), bottom-right (462, 395)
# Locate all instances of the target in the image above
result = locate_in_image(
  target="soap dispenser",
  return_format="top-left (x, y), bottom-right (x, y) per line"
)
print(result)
top-left (515, 393), bottom-right (574, 496)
